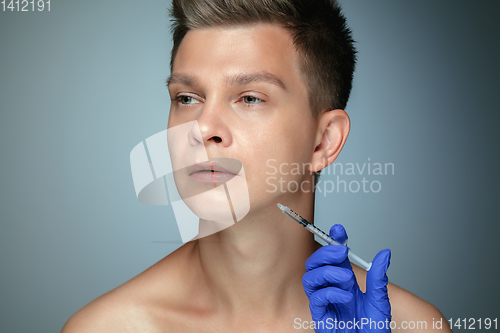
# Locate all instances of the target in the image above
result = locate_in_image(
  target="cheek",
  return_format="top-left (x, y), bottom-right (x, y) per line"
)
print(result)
top-left (232, 104), bottom-right (316, 179)
top-left (167, 111), bottom-right (182, 129)
top-left (276, 127), bottom-right (316, 167)
top-left (248, 131), bottom-right (315, 183)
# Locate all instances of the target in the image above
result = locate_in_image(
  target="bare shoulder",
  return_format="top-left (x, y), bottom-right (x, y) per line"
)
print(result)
top-left (61, 243), bottom-right (199, 333)
top-left (60, 287), bottom-right (152, 333)
top-left (387, 282), bottom-right (451, 332)
top-left (353, 265), bottom-right (451, 332)
top-left (59, 255), bottom-right (174, 333)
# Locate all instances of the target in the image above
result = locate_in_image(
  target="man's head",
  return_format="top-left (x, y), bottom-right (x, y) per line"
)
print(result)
top-left (167, 0), bottom-right (354, 213)
top-left (169, 0), bottom-right (356, 116)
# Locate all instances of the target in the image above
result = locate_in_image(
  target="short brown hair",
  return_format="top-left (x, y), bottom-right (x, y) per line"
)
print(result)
top-left (169, 0), bottom-right (357, 116)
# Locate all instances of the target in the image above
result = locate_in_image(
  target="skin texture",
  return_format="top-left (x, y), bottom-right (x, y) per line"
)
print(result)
top-left (61, 24), bottom-right (451, 332)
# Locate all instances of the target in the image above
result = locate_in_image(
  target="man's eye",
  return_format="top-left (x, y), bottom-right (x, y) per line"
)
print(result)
top-left (178, 96), bottom-right (200, 105)
top-left (242, 96), bottom-right (263, 104)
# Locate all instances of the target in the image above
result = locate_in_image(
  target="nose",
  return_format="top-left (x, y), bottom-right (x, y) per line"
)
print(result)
top-left (189, 99), bottom-right (232, 148)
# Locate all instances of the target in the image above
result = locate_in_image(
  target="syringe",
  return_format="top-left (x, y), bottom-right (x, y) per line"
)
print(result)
top-left (277, 203), bottom-right (372, 271)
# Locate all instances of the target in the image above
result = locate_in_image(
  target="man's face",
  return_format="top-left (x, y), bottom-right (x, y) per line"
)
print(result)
top-left (167, 23), bottom-right (319, 214)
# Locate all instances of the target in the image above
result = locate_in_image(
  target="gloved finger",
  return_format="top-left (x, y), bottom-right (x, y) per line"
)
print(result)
top-left (305, 245), bottom-right (349, 272)
top-left (329, 223), bottom-right (348, 246)
top-left (308, 287), bottom-right (353, 316)
top-left (365, 248), bottom-right (391, 318)
top-left (328, 224), bottom-right (353, 270)
top-left (302, 266), bottom-right (355, 296)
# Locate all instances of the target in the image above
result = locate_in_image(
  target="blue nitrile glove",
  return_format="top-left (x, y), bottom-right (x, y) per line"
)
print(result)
top-left (302, 224), bottom-right (391, 332)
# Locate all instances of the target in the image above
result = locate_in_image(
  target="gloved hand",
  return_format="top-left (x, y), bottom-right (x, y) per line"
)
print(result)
top-left (302, 224), bottom-right (391, 332)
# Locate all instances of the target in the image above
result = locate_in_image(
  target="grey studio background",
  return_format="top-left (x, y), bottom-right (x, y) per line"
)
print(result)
top-left (1, 0), bottom-right (499, 332)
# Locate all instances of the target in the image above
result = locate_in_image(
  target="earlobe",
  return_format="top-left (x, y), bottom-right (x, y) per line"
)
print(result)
top-left (310, 110), bottom-right (350, 172)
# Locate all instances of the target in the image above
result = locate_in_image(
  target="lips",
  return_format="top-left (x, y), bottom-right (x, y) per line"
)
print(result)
top-left (187, 160), bottom-right (241, 183)
top-left (187, 161), bottom-right (236, 175)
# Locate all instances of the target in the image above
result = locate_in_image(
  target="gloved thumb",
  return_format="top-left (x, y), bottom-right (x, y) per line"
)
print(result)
top-left (329, 223), bottom-right (348, 246)
top-left (365, 249), bottom-right (391, 318)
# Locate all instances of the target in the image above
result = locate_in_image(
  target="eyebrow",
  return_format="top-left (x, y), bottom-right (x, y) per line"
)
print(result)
top-left (166, 72), bottom-right (287, 91)
top-left (227, 72), bottom-right (287, 90)
top-left (166, 74), bottom-right (197, 87)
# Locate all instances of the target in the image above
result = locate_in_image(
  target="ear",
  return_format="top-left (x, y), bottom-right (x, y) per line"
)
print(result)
top-left (309, 109), bottom-right (350, 172)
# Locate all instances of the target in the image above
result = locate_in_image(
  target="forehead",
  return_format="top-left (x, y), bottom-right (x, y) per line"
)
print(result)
top-left (171, 23), bottom-right (304, 89)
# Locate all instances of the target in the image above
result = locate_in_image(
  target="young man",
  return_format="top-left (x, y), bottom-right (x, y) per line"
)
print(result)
top-left (62, 0), bottom-right (450, 331)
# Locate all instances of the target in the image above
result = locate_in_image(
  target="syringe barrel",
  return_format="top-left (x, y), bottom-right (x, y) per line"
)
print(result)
top-left (306, 224), bottom-right (372, 271)
top-left (305, 224), bottom-right (340, 246)
top-left (348, 252), bottom-right (372, 271)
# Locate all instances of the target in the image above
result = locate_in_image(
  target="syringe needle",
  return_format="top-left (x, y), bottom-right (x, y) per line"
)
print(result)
top-left (277, 203), bottom-right (372, 271)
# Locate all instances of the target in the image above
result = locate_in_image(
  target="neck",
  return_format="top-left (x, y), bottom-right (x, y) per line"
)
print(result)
top-left (193, 194), bottom-right (318, 317)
